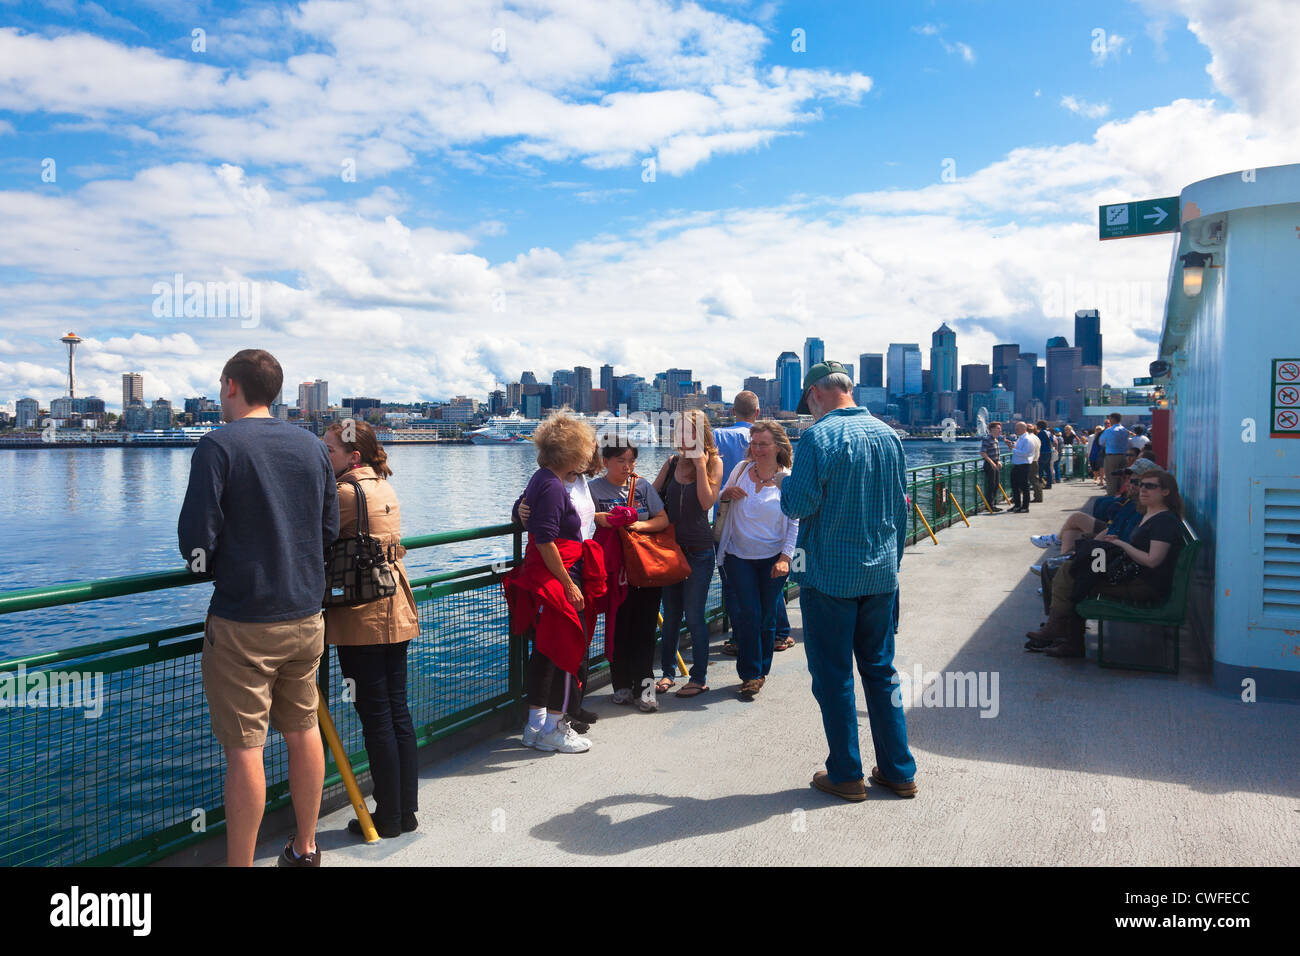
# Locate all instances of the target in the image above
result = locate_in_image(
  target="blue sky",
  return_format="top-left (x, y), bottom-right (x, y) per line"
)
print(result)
top-left (1, 0), bottom-right (1296, 407)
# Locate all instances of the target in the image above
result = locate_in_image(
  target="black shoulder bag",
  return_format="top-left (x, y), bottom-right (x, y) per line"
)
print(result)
top-left (323, 478), bottom-right (399, 607)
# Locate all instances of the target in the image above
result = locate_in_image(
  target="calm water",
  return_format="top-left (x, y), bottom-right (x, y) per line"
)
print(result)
top-left (0, 438), bottom-right (986, 656)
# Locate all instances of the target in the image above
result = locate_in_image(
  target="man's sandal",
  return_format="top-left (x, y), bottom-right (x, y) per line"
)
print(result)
top-left (675, 682), bottom-right (708, 697)
top-left (655, 677), bottom-right (676, 694)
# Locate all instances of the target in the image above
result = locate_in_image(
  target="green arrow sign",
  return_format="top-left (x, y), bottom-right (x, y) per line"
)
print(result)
top-left (1133, 377), bottom-right (1152, 386)
top-left (1099, 197), bottom-right (1179, 240)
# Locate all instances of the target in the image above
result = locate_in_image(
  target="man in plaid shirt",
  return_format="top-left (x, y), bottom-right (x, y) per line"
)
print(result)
top-left (781, 361), bottom-right (918, 801)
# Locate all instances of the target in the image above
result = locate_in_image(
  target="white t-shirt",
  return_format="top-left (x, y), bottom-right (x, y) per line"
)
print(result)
top-left (716, 460), bottom-right (799, 562)
top-left (565, 477), bottom-right (597, 541)
top-left (1027, 433), bottom-right (1041, 462)
top-left (1128, 433), bottom-right (1151, 452)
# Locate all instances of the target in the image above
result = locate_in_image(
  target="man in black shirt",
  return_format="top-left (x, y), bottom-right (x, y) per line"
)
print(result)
top-left (179, 349), bottom-right (338, 866)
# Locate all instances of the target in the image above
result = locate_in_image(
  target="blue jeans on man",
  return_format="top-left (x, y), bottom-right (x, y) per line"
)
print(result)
top-left (799, 586), bottom-right (916, 785)
top-left (660, 547), bottom-right (716, 684)
top-left (723, 553), bottom-right (786, 681)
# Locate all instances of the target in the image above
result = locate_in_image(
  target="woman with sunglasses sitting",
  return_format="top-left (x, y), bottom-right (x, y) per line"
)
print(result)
top-left (1027, 470), bottom-right (1185, 658)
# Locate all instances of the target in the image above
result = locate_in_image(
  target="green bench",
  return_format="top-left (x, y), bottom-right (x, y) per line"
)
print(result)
top-left (1076, 521), bottom-right (1199, 674)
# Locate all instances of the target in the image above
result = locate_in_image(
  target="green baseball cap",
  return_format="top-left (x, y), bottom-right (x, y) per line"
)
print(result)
top-left (796, 360), bottom-right (850, 415)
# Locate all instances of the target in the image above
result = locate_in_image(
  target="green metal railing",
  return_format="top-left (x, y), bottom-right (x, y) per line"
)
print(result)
top-left (0, 446), bottom-right (1085, 866)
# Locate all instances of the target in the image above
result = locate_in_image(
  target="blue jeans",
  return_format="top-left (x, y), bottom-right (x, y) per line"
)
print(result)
top-left (723, 553), bottom-right (787, 681)
top-left (660, 547), bottom-right (715, 684)
top-left (799, 586), bottom-right (916, 785)
top-left (723, 563), bottom-right (791, 639)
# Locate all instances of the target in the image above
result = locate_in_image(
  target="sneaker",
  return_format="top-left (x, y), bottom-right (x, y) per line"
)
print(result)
top-left (638, 680), bottom-right (658, 712)
top-left (522, 722), bottom-right (547, 749)
top-left (278, 834), bottom-right (321, 867)
top-left (536, 722), bottom-right (592, 754)
top-left (1030, 534), bottom-right (1055, 549)
top-left (567, 717), bottom-right (590, 734)
top-left (611, 688), bottom-right (633, 705)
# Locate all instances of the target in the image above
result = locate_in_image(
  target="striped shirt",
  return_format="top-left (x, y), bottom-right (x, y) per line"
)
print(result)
top-left (779, 406), bottom-right (908, 598)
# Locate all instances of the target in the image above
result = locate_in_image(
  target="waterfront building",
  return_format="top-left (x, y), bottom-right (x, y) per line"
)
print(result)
top-left (706, 385), bottom-right (722, 403)
top-left (15, 397), bottom-right (39, 429)
top-left (489, 389), bottom-right (506, 415)
top-left (853, 385), bottom-right (887, 415)
top-left (776, 351), bottom-right (801, 412)
top-left (506, 382), bottom-right (523, 408)
top-left (1072, 365), bottom-right (1101, 422)
top-left (886, 343), bottom-right (922, 399)
top-left (802, 338), bottom-right (824, 378)
top-left (298, 380), bottom-right (328, 417)
top-left (150, 399), bottom-right (173, 430)
top-left (987, 385), bottom-right (1014, 419)
top-left (520, 371), bottom-right (537, 386)
top-left (523, 392), bottom-right (542, 419)
top-left (859, 352), bottom-right (883, 388)
top-left (960, 363), bottom-right (992, 422)
top-left (590, 388), bottom-right (608, 413)
top-left (930, 323), bottom-right (959, 394)
top-left (122, 402), bottom-right (149, 431)
top-left (1075, 309), bottom-right (1102, 368)
top-left (628, 382), bottom-right (661, 412)
top-left (122, 373), bottom-right (143, 411)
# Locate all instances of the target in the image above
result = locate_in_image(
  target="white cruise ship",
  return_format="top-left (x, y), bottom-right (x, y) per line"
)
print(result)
top-left (468, 413), bottom-right (657, 446)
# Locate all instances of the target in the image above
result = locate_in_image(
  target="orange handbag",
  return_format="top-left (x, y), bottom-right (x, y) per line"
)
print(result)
top-left (617, 473), bottom-right (692, 587)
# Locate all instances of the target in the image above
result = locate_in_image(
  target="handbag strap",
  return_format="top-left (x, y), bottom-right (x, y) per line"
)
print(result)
top-left (341, 475), bottom-right (371, 537)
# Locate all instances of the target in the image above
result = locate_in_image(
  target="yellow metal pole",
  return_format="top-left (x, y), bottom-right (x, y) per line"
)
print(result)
top-left (658, 611), bottom-right (690, 678)
top-left (950, 491), bottom-right (971, 527)
top-left (317, 698), bottom-right (379, 843)
top-left (997, 481), bottom-right (1013, 506)
top-left (913, 499), bottom-right (939, 545)
top-left (975, 484), bottom-right (994, 514)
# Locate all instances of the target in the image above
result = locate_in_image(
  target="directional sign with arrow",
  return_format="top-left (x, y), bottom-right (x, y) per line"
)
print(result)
top-left (1099, 196), bottom-right (1180, 240)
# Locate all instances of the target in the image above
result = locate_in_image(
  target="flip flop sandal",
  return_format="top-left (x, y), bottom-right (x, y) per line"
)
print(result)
top-left (774, 638), bottom-right (795, 651)
top-left (675, 683), bottom-right (708, 697)
top-left (655, 678), bottom-right (676, 694)
top-left (722, 641), bottom-right (739, 656)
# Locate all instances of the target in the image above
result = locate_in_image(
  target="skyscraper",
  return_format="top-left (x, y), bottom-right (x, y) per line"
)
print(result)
top-left (600, 364), bottom-right (615, 411)
top-left (1046, 339), bottom-right (1081, 423)
top-left (960, 363), bottom-right (992, 422)
top-left (859, 353), bottom-right (883, 388)
top-left (887, 344), bottom-right (921, 399)
top-left (1074, 310), bottom-right (1102, 368)
top-left (520, 371), bottom-right (537, 386)
top-left (776, 352), bottom-right (801, 412)
top-left (298, 380), bottom-right (328, 417)
top-left (803, 338), bottom-right (824, 378)
top-left (122, 372), bottom-right (143, 411)
top-left (930, 323), bottom-right (958, 394)
top-left (573, 366), bottom-right (592, 413)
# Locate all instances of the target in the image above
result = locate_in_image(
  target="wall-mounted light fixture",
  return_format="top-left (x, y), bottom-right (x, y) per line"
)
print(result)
top-left (1180, 251), bottom-right (1214, 297)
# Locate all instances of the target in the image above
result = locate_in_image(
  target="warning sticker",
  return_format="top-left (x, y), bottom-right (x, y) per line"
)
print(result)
top-left (1272, 359), bottom-right (1300, 438)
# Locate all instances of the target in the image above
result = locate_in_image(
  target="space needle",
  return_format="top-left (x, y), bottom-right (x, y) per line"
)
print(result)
top-left (60, 331), bottom-right (82, 397)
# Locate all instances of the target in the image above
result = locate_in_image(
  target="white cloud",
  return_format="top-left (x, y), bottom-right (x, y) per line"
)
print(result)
top-left (1140, 0), bottom-right (1300, 132)
top-left (913, 23), bottom-right (975, 63)
top-left (1060, 95), bottom-right (1111, 119)
top-left (0, 0), bottom-right (873, 178)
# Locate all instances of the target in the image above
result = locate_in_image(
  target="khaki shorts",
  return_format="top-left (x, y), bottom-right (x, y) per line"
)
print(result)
top-left (201, 612), bottom-right (324, 749)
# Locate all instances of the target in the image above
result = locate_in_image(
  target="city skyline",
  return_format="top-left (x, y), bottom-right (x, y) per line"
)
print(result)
top-left (2, 3), bottom-right (1294, 409)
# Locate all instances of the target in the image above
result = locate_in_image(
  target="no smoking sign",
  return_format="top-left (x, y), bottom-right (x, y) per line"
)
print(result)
top-left (1272, 359), bottom-right (1300, 438)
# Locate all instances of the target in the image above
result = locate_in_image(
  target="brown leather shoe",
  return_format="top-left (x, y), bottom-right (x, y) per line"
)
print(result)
top-left (811, 770), bottom-right (867, 802)
top-left (871, 766), bottom-right (919, 798)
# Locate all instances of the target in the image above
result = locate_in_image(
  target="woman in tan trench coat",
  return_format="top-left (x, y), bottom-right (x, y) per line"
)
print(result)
top-left (323, 421), bottom-right (420, 839)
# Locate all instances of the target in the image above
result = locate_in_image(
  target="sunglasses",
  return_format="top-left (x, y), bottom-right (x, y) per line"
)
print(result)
top-left (1137, 481), bottom-right (1162, 490)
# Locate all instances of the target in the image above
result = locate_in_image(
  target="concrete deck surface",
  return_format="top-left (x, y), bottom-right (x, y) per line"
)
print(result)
top-left (253, 480), bottom-right (1300, 866)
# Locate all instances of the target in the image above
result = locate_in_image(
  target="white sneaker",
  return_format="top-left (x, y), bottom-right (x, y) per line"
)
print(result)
top-left (638, 680), bottom-right (658, 712)
top-left (537, 722), bottom-right (591, 754)
top-left (611, 688), bottom-right (633, 705)
top-left (522, 723), bottom-right (546, 749)
top-left (1030, 534), bottom-right (1054, 549)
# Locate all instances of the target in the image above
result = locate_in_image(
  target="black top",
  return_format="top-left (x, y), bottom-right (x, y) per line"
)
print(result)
top-left (662, 456), bottom-right (713, 550)
top-left (178, 417), bottom-right (339, 623)
top-left (1128, 510), bottom-right (1184, 596)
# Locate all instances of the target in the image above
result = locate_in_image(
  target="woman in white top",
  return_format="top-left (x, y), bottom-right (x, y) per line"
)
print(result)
top-left (715, 421), bottom-right (798, 698)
